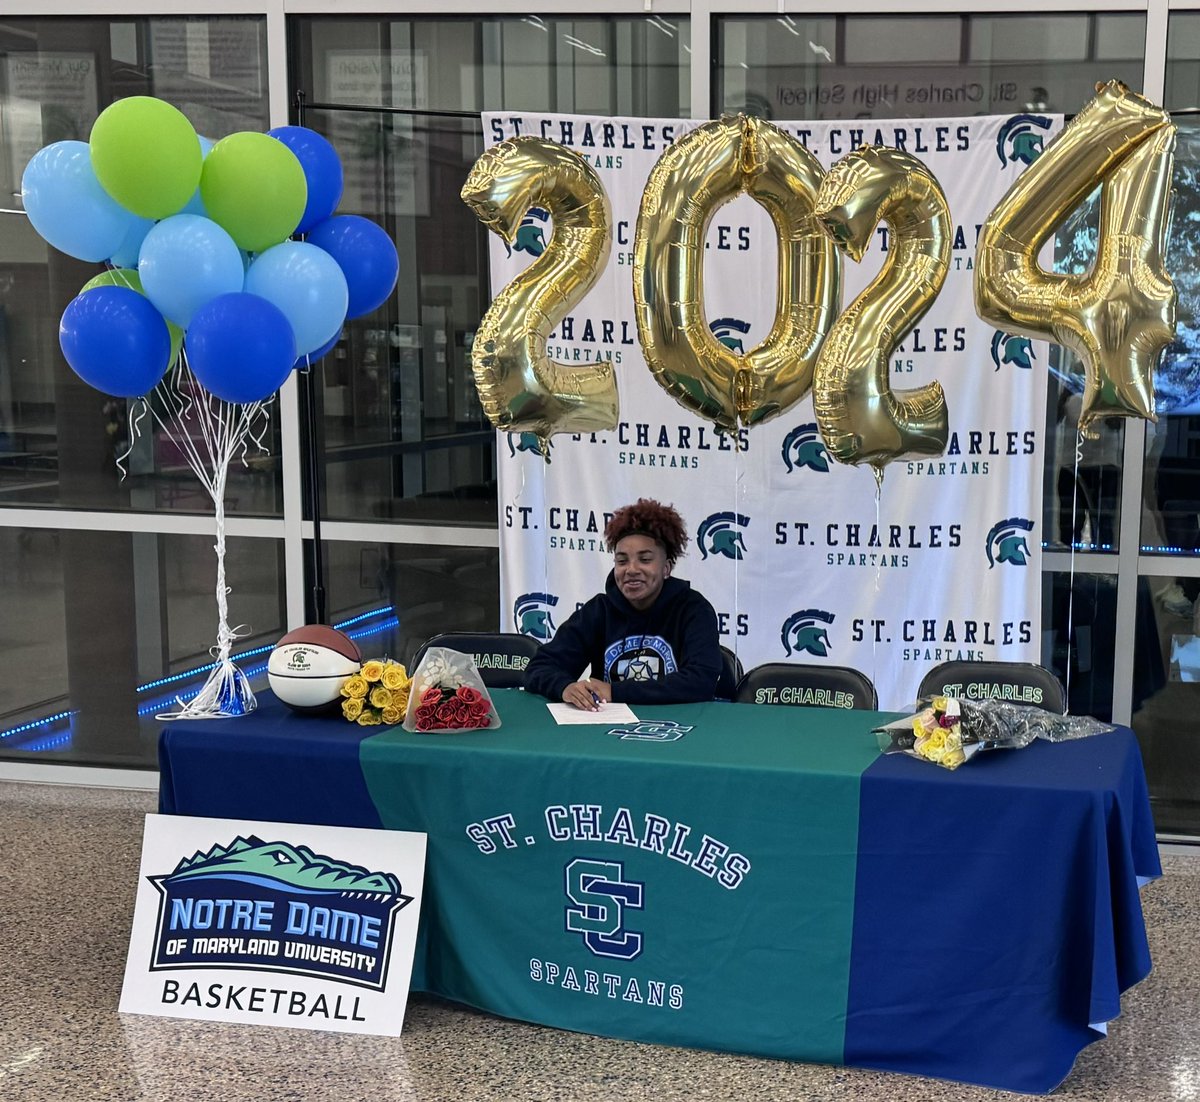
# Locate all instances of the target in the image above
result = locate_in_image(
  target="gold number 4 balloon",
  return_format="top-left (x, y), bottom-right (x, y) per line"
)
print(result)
top-left (633, 115), bottom-right (840, 432)
top-left (976, 79), bottom-right (1176, 434)
top-left (461, 136), bottom-right (619, 457)
top-left (812, 145), bottom-right (952, 477)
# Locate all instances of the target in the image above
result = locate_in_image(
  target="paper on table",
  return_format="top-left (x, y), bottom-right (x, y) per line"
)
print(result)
top-left (547, 702), bottom-right (639, 725)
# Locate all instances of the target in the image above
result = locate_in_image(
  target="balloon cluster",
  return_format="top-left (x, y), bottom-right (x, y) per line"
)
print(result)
top-left (21, 96), bottom-right (399, 403)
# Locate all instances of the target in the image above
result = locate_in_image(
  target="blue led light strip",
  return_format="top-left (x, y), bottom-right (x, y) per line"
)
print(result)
top-left (1, 606), bottom-right (398, 741)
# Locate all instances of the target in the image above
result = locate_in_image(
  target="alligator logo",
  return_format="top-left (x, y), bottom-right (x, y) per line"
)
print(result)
top-left (986, 517), bottom-right (1036, 568)
top-left (503, 206), bottom-right (550, 257)
top-left (990, 330), bottom-right (1036, 371)
top-left (149, 836), bottom-right (412, 990)
top-left (514, 592), bottom-right (558, 640)
top-left (710, 317), bottom-right (751, 354)
top-left (996, 114), bottom-right (1053, 168)
top-left (781, 423), bottom-right (831, 474)
top-left (781, 609), bottom-right (835, 657)
top-left (507, 432), bottom-right (554, 458)
top-left (697, 511), bottom-right (749, 560)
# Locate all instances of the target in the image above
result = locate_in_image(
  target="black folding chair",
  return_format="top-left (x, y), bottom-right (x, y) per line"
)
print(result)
top-left (717, 645), bottom-right (744, 699)
top-left (916, 660), bottom-right (1066, 714)
top-left (411, 631), bottom-right (541, 689)
top-left (734, 662), bottom-right (878, 710)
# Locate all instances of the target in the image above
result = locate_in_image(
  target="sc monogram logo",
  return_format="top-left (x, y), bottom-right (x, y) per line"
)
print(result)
top-left (564, 858), bottom-right (644, 960)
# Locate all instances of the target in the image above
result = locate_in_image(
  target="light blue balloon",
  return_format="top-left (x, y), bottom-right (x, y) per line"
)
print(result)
top-left (179, 135), bottom-right (214, 217)
top-left (21, 140), bottom-right (142, 262)
top-left (138, 213), bottom-right (245, 328)
top-left (109, 214), bottom-right (155, 268)
top-left (244, 241), bottom-right (349, 356)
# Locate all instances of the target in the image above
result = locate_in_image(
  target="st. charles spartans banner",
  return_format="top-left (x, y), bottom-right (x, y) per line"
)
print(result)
top-left (482, 110), bottom-right (1059, 709)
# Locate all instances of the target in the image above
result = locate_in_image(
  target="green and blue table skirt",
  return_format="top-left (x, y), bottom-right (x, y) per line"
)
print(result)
top-left (159, 688), bottom-right (1159, 1093)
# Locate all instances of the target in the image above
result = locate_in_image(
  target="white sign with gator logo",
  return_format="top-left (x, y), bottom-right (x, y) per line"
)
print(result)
top-left (120, 814), bottom-right (426, 1036)
top-left (486, 111), bottom-right (1059, 710)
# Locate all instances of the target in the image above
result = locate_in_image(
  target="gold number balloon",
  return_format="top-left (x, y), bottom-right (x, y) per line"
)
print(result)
top-left (811, 146), bottom-right (951, 476)
top-left (976, 79), bottom-right (1176, 433)
top-left (461, 136), bottom-right (619, 456)
top-left (633, 115), bottom-right (840, 431)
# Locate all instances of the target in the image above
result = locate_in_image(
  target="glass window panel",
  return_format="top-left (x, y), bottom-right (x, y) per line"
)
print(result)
top-left (320, 539), bottom-right (500, 669)
top-left (1043, 571), bottom-right (1124, 723)
top-left (0, 528), bottom-right (284, 768)
top-left (1144, 113), bottom-right (1200, 553)
top-left (844, 18), bottom-right (961, 65)
top-left (1044, 373), bottom-right (1123, 553)
top-left (716, 13), bottom-right (1144, 120)
top-left (0, 16), bottom-right (277, 516)
top-left (296, 16), bottom-right (689, 117)
top-left (967, 15), bottom-right (1089, 64)
top-left (293, 16), bottom-right (688, 525)
top-left (1133, 574), bottom-right (1200, 834)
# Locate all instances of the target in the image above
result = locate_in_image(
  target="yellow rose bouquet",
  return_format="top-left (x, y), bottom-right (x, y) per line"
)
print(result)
top-left (340, 659), bottom-right (411, 727)
top-left (874, 694), bottom-right (1115, 770)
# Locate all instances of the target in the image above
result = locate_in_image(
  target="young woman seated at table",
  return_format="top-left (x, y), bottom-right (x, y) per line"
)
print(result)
top-left (524, 497), bottom-right (728, 710)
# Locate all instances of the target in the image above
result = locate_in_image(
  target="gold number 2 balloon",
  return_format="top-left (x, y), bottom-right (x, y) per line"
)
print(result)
top-left (461, 136), bottom-right (619, 456)
top-left (811, 146), bottom-right (951, 477)
top-left (976, 79), bottom-right (1176, 433)
top-left (633, 115), bottom-right (840, 432)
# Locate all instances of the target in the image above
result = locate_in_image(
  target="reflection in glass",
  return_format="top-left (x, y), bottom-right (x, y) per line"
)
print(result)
top-left (320, 540), bottom-right (500, 670)
top-left (1044, 571), bottom-right (1163, 725)
top-left (291, 16), bottom-right (689, 526)
top-left (0, 528), bottom-right (284, 767)
top-left (716, 13), bottom-right (1144, 121)
top-left (1134, 573), bottom-right (1200, 834)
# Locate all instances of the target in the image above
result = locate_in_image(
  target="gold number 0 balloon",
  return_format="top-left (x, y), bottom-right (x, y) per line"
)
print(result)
top-left (633, 115), bottom-right (840, 431)
top-left (461, 136), bottom-right (619, 456)
top-left (811, 146), bottom-right (951, 476)
top-left (976, 79), bottom-right (1176, 434)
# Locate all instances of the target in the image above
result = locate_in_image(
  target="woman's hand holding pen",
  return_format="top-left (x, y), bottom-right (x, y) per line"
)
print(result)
top-left (562, 678), bottom-right (612, 711)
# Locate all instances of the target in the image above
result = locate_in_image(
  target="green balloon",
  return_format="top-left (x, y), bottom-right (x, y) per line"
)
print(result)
top-left (82, 268), bottom-right (184, 369)
top-left (90, 97), bottom-right (202, 220)
top-left (200, 132), bottom-right (307, 253)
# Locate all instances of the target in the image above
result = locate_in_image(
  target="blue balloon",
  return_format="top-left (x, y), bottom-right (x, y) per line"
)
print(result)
top-left (109, 214), bottom-right (155, 268)
top-left (294, 328), bottom-right (342, 369)
top-left (267, 126), bottom-right (344, 234)
top-left (59, 286), bottom-right (172, 397)
top-left (305, 215), bottom-right (398, 318)
top-left (179, 135), bottom-right (215, 217)
top-left (244, 241), bottom-right (348, 356)
top-left (138, 214), bottom-right (244, 328)
top-left (21, 140), bottom-right (142, 262)
top-left (186, 292), bottom-right (296, 403)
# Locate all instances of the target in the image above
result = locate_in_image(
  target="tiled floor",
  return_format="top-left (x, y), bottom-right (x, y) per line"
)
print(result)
top-left (2, 779), bottom-right (1197, 1102)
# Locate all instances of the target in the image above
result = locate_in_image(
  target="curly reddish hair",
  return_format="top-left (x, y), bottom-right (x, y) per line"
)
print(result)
top-left (604, 498), bottom-right (689, 564)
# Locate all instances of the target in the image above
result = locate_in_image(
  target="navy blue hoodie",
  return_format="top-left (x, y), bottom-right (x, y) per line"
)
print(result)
top-left (523, 572), bottom-right (728, 704)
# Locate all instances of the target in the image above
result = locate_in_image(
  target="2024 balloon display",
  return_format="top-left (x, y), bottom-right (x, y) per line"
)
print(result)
top-left (21, 95), bottom-right (400, 404)
top-left (465, 80), bottom-right (1176, 476)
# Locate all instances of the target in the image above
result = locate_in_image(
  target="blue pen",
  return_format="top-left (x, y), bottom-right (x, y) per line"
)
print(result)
top-left (590, 690), bottom-right (602, 707)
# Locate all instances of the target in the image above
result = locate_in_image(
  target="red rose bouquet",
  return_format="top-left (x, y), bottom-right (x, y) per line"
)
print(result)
top-left (403, 646), bottom-right (501, 733)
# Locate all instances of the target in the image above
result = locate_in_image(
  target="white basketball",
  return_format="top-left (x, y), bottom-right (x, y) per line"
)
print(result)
top-left (268, 626), bottom-right (362, 712)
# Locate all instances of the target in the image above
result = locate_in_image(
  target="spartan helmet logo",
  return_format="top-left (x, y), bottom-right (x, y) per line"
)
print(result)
top-left (697, 511), bottom-right (749, 561)
top-left (504, 207), bottom-right (550, 257)
top-left (780, 609), bottom-right (835, 657)
top-left (781, 423), bottom-right (831, 474)
top-left (996, 114), bottom-right (1053, 168)
top-left (986, 517), bottom-right (1036, 568)
top-left (507, 432), bottom-right (554, 458)
top-left (514, 592), bottom-right (559, 640)
top-left (710, 317), bottom-right (751, 354)
top-left (990, 330), bottom-right (1036, 372)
